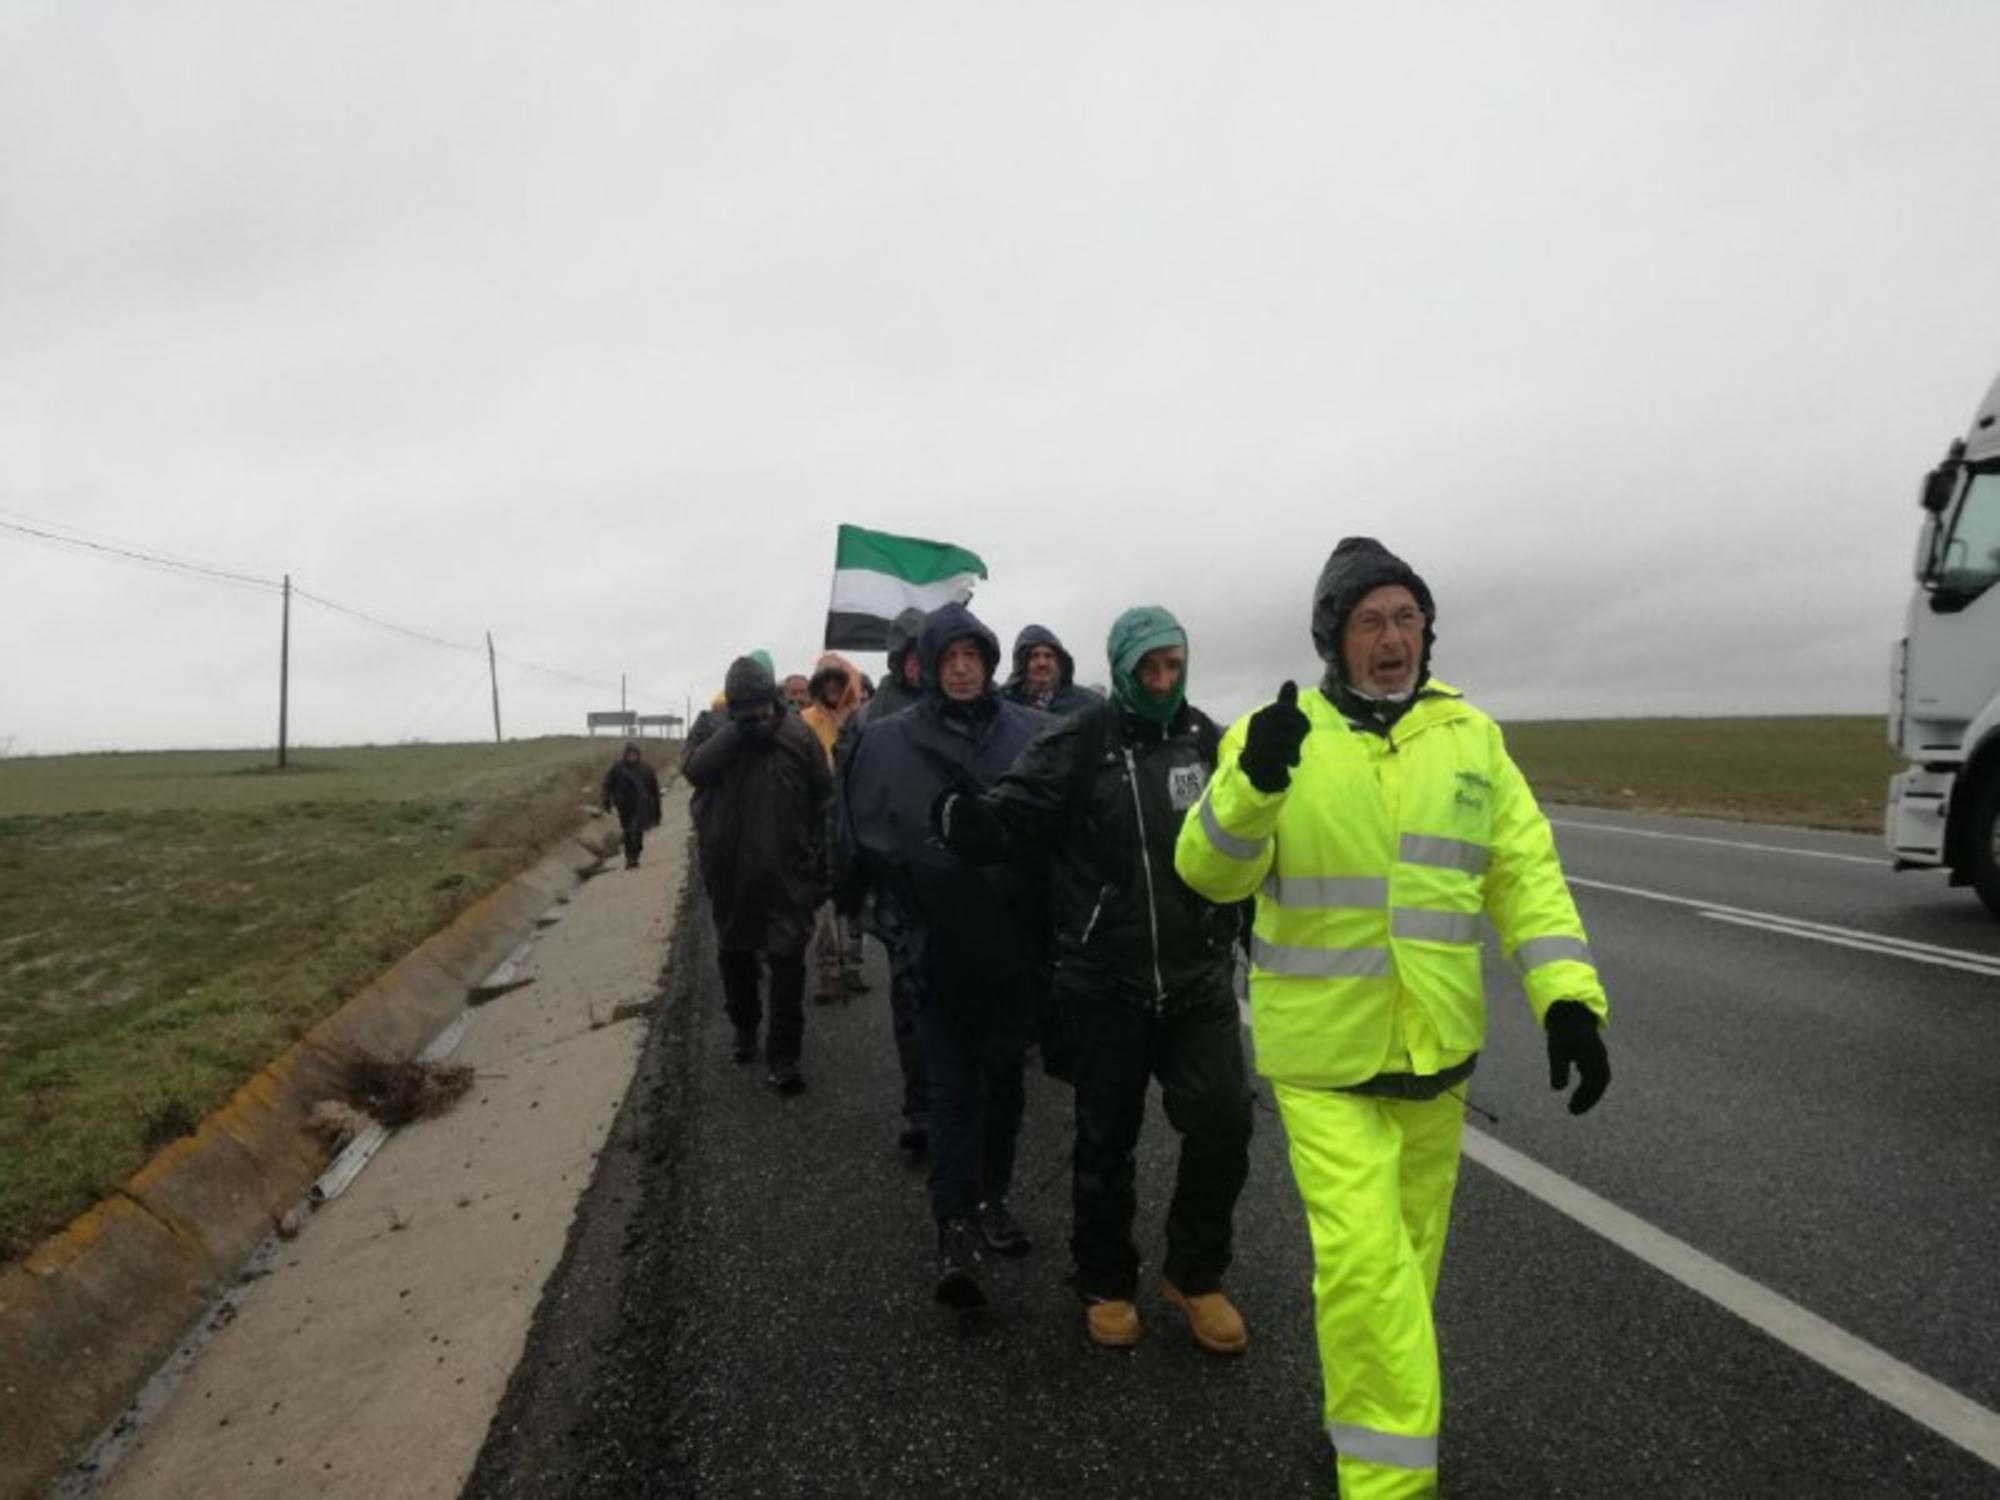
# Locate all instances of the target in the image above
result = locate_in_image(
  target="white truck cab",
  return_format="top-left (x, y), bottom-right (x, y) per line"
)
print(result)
top-left (1887, 371), bottom-right (2000, 915)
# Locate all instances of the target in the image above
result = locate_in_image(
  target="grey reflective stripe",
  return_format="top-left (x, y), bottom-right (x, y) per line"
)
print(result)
top-left (1252, 937), bottom-right (1391, 979)
top-left (1400, 832), bottom-right (1489, 875)
top-left (1261, 875), bottom-right (1389, 908)
top-left (1391, 907), bottom-right (1481, 944)
top-left (1514, 934), bottom-right (1594, 971)
top-left (1199, 797), bottom-right (1267, 863)
top-left (1327, 1421), bottom-right (1438, 1470)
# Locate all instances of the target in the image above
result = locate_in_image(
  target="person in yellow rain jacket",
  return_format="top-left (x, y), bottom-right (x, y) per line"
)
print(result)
top-left (1174, 537), bottom-right (1610, 1500)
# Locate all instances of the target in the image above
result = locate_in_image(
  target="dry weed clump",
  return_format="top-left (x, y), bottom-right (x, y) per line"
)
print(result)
top-left (308, 1098), bottom-right (375, 1147)
top-left (338, 1050), bottom-right (476, 1128)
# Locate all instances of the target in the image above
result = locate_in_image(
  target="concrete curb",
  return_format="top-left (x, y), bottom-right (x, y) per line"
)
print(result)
top-left (0, 819), bottom-right (621, 1500)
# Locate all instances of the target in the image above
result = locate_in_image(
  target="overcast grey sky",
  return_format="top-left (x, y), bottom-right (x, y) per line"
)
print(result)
top-left (4, 2), bottom-right (1997, 754)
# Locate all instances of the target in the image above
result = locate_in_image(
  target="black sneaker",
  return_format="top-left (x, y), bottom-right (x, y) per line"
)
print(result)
top-left (935, 1220), bottom-right (988, 1308)
top-left (767, 1064), bottom-right (808, 1096)
top-left (897, 1122), bottom-right (929, 1158)
top-left (976, 1199), bottom-right (1032, 1258)
top-left (732, 1027), bottom-right (758, 1064)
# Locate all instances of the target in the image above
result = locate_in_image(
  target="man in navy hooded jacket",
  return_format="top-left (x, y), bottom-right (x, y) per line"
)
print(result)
top-left (1001, 624), bottom-right (1102, 717)
top-left (842, 602), bottom-right (1049, 1308)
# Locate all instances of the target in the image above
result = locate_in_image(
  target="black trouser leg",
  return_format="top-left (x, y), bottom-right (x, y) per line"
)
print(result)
top-left (977, 1029), bottom-right (1028, 1204)
top-left (918, 996), bottom-right (1028, 1221)
top-left (718, 949), bottom-right (762, 1033)
top-left (1156, 996), bottom-right (1254, 1296)
top-left (765, 951), bottom-right (807, 1068)
top-left (1067, 997), bottom-right (1153, 1300)
top-left (888, 941), bottom-right (927, 1121)
top-left (918, 998), bottom-right (981, 1223)
top-left (622, 817), bottom-right (644, 862)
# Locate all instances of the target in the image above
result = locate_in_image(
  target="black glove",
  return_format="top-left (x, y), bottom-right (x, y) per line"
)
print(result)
top-left (1544, 1000), bottom-right (1610, 1116)
top-left (1238, 680), bottom-right (1311, 794)
top-left (930, 788), bottom-right (1007, 864)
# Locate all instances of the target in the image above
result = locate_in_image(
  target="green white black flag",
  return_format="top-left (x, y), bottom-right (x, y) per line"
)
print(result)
top-left (825, 524), bottom-right (988, 650)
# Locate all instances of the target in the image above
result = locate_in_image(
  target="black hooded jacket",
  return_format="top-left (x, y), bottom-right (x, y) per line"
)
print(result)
top-left (833, 607), bottom-right (924, 784)
top-left (855, 607), bottom-right (927, 727)
top-left (842, 603), bottom-right (1050, 1026)
top-left (681, 657), bottom-right (832, 953)
top-left (1000, 624), bottom-right (1102, 717)
top-left (1311, 536), bottom-right (1444, 736)
top-left (601, 749), bottom-right (663, 827)
top-left (969, 696), bottom-right (1241, 1003)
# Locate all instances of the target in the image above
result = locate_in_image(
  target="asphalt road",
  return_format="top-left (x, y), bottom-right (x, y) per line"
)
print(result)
top-left (465, 809), bottom-right (2000, 1498)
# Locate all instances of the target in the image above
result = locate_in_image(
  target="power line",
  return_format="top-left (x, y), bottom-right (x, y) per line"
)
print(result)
top-left (2, 507), bottom-right (675, 709)
top-left (0, 514), bottom-right (284, 594)
top-left (291, 586), bottom-right (483, 657)
top-left (495, 651), bottom-right (620, 692)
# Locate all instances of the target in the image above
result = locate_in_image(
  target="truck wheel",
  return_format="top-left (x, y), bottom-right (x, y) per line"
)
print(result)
top-left (1967, 773), bottom-right (2000, 919)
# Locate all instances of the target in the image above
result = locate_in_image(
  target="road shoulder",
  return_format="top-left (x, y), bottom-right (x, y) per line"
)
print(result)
top-left (88, 796), bottom-right (690, 1500)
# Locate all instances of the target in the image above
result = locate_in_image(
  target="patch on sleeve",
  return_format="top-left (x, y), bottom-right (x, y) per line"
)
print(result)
top-left (1168, 764), bottom-right (1208, 811)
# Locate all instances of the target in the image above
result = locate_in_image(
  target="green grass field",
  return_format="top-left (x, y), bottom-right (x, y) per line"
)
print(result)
top-left (0, 739), bottom-right (631, 1262)
top-left (1501, 716), bottom-right (1897, 833)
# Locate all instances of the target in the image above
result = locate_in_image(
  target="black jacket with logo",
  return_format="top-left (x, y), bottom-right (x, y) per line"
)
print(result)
top-left (977, 696), bottom-right (1242, 1003)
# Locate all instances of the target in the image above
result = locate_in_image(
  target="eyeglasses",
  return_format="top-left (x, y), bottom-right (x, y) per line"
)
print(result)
top-left (1348, 608), bottom-right (1426, 637)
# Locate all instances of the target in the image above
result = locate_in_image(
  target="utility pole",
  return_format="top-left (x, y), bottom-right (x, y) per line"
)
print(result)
top-left (621, 673), bottom-right (627, 715)
top-left (277, 573), bottom-right (291, 769)
top-left (486, 631), bottom-right (503, 744)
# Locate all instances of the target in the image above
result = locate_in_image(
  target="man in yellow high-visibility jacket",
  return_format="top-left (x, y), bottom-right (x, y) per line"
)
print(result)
top-left (1174, 537), bottom-right (1610, 1500)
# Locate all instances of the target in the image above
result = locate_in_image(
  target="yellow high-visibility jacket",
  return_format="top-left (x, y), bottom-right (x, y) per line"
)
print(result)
top-left (1174, 680), bottom-right (1606, 1089)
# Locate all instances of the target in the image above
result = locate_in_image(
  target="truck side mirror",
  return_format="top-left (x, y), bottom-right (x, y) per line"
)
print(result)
top-left (1921, 440), bottom-right (1967, 514)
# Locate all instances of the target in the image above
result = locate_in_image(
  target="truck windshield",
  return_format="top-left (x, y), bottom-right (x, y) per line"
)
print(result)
top-left (1933, 467), bottom-right (2000, 606)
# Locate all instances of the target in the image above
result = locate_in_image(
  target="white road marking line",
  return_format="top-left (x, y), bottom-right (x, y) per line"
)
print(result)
top-left (1461, 1128), bottom-right (2000, 1471)
top-left (1698, 911), bottom-right (2000, 977)
top-left (1569, 876), bottom-right (2000, 975)
top-left (1550, 817), bottom-right (1880, 866)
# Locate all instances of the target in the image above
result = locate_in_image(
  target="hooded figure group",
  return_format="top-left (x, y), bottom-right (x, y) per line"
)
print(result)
top-left (682, 539), bottom-right (1610, 1497)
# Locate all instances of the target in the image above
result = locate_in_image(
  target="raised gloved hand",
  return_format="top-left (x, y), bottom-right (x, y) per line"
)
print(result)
top-left (1544, 1000), bottom-right (1610, 1115)
top-left (1238, 681), bottom-right (1311, 794)
top-left (929, 787), bottom-right (1007, 863)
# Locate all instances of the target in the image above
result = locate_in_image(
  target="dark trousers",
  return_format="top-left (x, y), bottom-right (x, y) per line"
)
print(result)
top-left (916, 993), bottom-right (1027, 1224)
top-left (869, 896), bottom-right (928, 1124)
top-left (719, 949), bottom-right (807, 1067)
top-left (1067, 982), bottom-right (1253, 1300)
top-left (885, 937), bottom-right (928, 1123)
top-left (620, 817), bottom-right (645, 863)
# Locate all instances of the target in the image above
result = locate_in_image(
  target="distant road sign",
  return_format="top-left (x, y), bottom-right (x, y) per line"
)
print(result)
top-left (587, 711), bottom-right (638, 735)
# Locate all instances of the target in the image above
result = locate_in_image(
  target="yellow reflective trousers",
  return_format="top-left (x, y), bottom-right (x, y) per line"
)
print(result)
top-left (1275, 1081), bottom-right (1465, 1500)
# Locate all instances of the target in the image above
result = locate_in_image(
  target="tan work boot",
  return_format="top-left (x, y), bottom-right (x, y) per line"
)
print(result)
top-left (1084, 1298), bottom-right (1140, 1348)
top-left (1163, 1281), bottom-right (1248, 1356)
